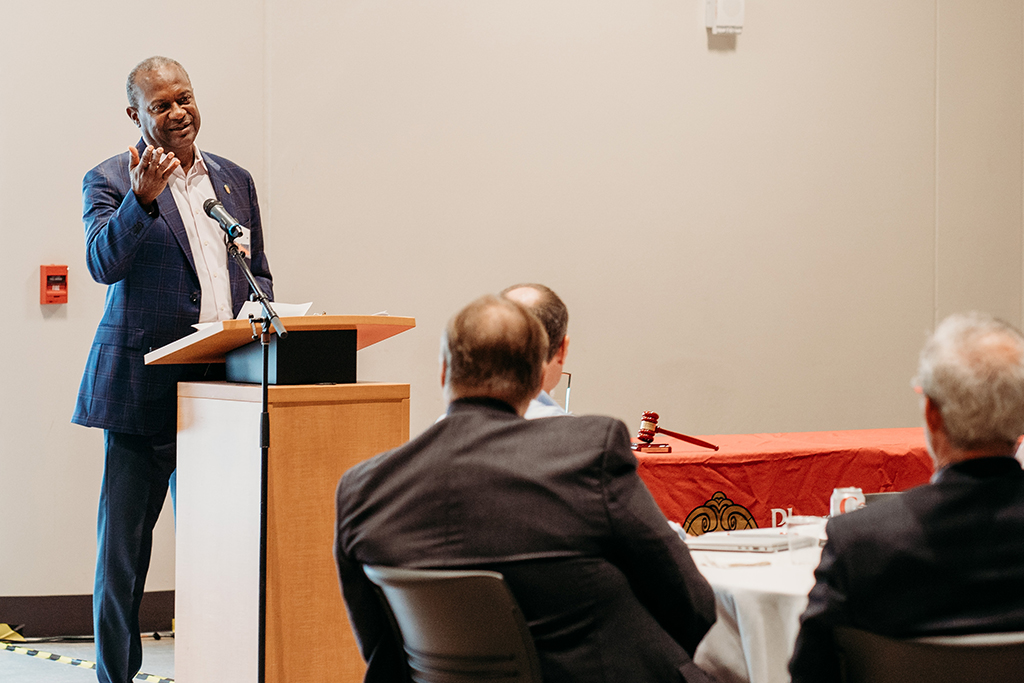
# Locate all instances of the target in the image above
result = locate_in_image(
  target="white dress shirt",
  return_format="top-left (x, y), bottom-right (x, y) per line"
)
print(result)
top-left (524, 390), bottom-right (569, 419)
top-left (166, 148), bottom-right (233, 323)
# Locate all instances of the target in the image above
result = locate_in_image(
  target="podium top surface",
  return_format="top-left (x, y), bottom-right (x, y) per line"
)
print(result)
top-left (144, 315), bottom-right (416, 365)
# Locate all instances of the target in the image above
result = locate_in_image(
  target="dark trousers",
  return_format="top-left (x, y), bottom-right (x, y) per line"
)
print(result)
top-left (94, 429), bottom-right (176, 683)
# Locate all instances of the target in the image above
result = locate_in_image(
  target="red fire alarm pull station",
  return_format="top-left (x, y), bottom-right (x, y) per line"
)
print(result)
top-left (41, 265), bottom-right (68, 304)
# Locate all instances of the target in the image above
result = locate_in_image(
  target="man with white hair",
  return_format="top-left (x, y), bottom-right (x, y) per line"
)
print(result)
top-left (789, 312), bottom-right (1024, 683)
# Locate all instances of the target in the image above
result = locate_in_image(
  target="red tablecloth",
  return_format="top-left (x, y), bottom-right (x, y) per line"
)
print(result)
top-left (636, 428), bottom-right (933, 533)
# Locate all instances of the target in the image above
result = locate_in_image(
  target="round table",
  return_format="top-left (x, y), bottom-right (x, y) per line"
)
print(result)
top-left (692, 548), bottom-right (819, 683)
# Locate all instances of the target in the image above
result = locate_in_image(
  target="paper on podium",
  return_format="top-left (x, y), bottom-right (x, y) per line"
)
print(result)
top-left (192, 302), bottom-right (313, 331)
top-left (236, 300), bottom-right (312, 320)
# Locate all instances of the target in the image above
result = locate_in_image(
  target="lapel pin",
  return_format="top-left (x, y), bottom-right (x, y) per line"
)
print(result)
top-left (224, 184), bottom-right (231, 194)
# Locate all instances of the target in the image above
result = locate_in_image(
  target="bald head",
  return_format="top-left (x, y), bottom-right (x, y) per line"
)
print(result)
top-left (502, 284), bottom-right (567, 360)
top-left (501, 284), bottom-right (569, 395)
top-left (442, 295), bottom-right (548, 413)
top-left (915, 312), bottom-right (1024, 465)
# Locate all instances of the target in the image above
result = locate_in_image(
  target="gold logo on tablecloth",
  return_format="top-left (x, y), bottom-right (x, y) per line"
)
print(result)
top-left (683, 491), bottom-right (756, 536)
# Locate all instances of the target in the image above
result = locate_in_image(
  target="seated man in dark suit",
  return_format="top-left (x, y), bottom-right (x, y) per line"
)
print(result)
top-left (335, 294), bottom-right (717, 682)
top-left (789, 311), bottom-right (1024, 683)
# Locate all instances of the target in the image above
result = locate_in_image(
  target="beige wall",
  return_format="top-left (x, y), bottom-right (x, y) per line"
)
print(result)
top-left (1, 0), bottom-right (1021, 597)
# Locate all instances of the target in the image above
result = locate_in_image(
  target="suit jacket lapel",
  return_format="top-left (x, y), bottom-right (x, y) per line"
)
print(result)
top-left (204, 152), bottom-right (251, 310)
top-left (204, 153), bottom-right (244, 220)
top-left (156, 189), bottom-right (197, 275)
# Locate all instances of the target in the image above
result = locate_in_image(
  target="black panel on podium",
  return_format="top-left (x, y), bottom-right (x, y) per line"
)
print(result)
top-left (225, 330), bottom-right (357, 384)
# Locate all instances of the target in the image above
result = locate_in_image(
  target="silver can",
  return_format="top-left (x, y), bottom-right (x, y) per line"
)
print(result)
top-left (830, 487), bottom-right (866, 516)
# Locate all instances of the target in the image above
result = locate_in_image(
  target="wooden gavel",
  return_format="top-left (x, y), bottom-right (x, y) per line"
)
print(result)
top-left (636, 411), bottom-right (719, 451)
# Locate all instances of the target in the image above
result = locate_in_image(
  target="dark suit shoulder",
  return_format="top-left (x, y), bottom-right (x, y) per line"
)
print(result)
top-left (84, 151), bottom-right (131, 187)
top-left (337, 421), bottom-right (446, 500)
top-left (531, 412), bottom-right (629, 442)
top-left (339, 441), bottom-right (405, 489)
top-left (537, 413), bottom-right (636, 463)
top-left (85, 148), bottom-right (253, 183)
top-left (340, 411), bottom-right (632, 499)
top-left (88, 150), bottom-right (130, 170)
top-left (824, 487), bottom-right (922, 549)
top-left (829, 462), bottom-right (1024, 545)
top-left (201, 150), bottom-right (252, 177)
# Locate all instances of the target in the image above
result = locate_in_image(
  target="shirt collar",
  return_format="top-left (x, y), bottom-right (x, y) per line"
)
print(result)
top-left (535, 390), bottom-right (559, 407)
top-left (446, 396), bottom-right (520, 417)
top-left (170, 145), bottom-right (206, 180)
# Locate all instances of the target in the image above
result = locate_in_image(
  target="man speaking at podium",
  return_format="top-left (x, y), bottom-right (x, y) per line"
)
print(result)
top-left (72, 56), bottom-right (273, 683)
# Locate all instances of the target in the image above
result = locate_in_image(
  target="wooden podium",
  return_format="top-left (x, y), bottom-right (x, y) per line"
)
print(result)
top-left (145, 315), bottom-right (415, 683)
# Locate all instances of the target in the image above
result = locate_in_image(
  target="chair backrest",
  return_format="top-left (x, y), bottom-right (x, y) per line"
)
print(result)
top-left (834, 626), bottom-right (1024, 683)
top-left (363, 565), bottom-right (544, 683)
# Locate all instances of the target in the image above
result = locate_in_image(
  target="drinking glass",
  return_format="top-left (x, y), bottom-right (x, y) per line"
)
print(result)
top-left (786, 515), bottom-right (826, 565)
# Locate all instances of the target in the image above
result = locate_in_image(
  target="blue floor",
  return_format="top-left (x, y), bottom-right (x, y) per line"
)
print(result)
top-left (0, 636), bottom-right (174, 683)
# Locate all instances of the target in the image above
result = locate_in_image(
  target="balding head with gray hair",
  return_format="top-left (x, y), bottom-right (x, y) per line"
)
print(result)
top-left (915, 312), bottom-right (1024, 453)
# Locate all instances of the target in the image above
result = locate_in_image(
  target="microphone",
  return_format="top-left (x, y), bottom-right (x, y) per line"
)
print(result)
top-left (203, 198), bottom-right (243, 239)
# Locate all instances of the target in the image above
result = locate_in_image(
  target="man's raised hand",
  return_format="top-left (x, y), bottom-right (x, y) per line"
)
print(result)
top-left (129, 144), bottom-right (180, 209)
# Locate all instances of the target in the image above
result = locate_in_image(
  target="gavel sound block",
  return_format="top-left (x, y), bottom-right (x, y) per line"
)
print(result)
top-left (632, 411), bottom-right (719, 453)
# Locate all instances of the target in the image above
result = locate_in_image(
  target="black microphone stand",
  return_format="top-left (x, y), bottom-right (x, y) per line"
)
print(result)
top-left (225, 238), bottom-right (285, 683)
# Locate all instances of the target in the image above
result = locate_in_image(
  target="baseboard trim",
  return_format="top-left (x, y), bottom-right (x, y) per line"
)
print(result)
top-left (0, 591), bottom-right (173, 638)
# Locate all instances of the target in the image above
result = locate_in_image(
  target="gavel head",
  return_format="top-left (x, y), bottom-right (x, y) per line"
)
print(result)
top-left (637, 411), bottom-right (660, 444)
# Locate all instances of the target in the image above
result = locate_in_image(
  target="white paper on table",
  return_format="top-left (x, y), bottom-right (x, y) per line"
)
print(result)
top-left (191, 302), bottom-right (313, 331)
top-left (235, 301), bottom-right (312, 320)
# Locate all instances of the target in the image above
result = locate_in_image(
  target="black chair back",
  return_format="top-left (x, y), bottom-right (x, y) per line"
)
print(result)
top-left (835, 626), bottom-right (1024, 683)
top-left (363, 565), bottom-right (543, 683)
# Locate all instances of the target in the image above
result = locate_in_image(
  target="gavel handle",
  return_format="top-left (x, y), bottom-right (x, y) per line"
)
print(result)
top-left (655, 426), bottom-right (719, 451)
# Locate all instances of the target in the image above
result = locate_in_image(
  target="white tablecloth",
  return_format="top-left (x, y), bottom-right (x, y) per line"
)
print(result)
top-left (692, 549), bottom-right (819, 683)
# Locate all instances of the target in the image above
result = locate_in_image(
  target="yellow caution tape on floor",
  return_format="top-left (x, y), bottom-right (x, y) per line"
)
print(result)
top-left (0, 643), bottom-right (173, 683)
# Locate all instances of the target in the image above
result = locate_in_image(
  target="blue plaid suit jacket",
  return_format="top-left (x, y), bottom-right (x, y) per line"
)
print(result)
top-left (73, 140), bottom-right (273, 435)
